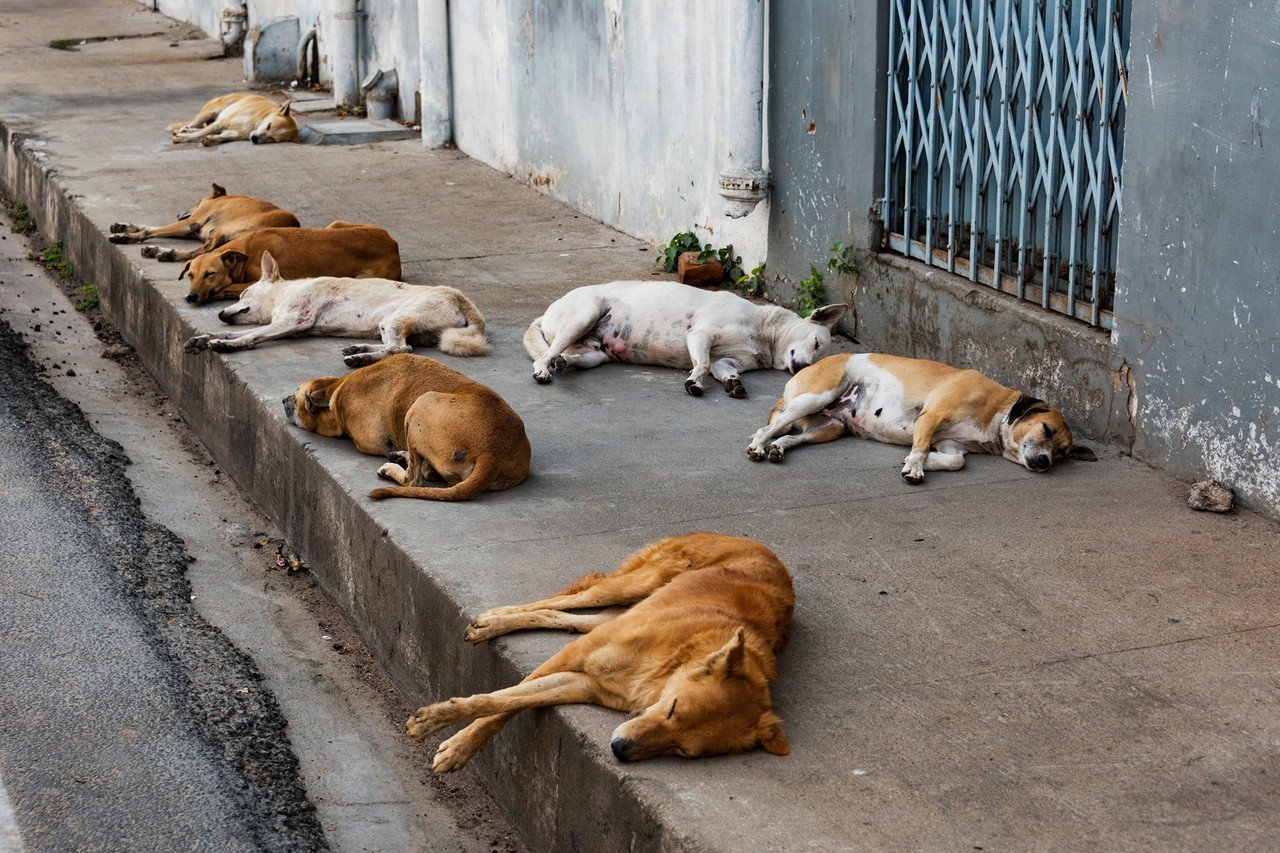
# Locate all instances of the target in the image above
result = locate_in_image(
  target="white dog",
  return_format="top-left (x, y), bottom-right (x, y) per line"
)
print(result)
top-left (184, 251), bottom-right (487, 365)
top-left (523, 281), bottom-right (847, 397)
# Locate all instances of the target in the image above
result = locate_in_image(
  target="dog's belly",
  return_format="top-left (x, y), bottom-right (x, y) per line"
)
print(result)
top-left (592, 312), bottom-right (695, 367)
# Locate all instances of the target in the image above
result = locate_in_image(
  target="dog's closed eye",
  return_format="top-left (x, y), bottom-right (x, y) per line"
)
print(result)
top-left (667, 698), bottom-right (678, 719)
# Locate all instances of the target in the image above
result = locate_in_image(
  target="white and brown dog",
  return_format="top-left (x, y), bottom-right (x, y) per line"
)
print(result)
top-left (184, 251), bottom-right (487, 365)
top-left (168, 93), bottom-right (298, 146)
top-left (524, 281), bottom-right (847, 397)
top-left (747, 353), bottom-right (1096, 482)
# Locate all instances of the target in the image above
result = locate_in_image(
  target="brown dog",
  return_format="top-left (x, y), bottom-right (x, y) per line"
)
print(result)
top-left (181, 222), bottom-right (402, 304)
top-left (168, 93), bottom-right (298, 146)
top-left (108, 183), bottom-right (298, 262)
top-left (406, 531), bottom-right (794, 772)
top-left (284, 353), bottom-right (530, 501)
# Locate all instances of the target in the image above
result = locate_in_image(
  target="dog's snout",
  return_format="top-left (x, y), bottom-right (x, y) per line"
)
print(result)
top-left (610, 737), bottom-right (633, 762)
top-left (1027, 453), bottom-right (1052, 472)
top-left (250, 134), bottom-right (262, 144)
top-left (185, 292), bottom-right (200, 304)
top-left (217, 306), bottom-right (247, 323)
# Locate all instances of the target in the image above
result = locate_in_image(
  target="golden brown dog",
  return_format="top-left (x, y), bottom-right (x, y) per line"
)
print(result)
top-left (406, 531), bottom-right (794, 771)
top-left (747, 352), bottom-right (1096, 482)
top-left (181, 222), bottom-right (402, 304)
top-left (168, 93), bottom-right (298, 146)
top-left (284, 353), bottom-right (530, 501)
top-left (108, 183), bottom-right (298, 263)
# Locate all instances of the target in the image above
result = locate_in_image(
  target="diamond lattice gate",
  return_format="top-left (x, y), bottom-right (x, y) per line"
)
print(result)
top-left (880, 0), bottom-right (1130, 329)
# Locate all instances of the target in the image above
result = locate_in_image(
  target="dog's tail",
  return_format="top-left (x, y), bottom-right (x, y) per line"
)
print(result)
top-left (438, 291), bottom-right (489, 356)
top-left (523, 316), bottom-right (548, 361)
top-left (368, 455), bottom-right (497, 502)
top-left (166, 120), bottom-right (188, 132)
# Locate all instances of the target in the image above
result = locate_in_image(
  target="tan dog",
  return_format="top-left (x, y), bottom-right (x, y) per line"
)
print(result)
top-left (406, 531), bottom-right (794, 771)
top-left (181, 222), bottom-right (402, 304)
top-left (284, 353), bottom-right (530, 501)
top-left (108, 183), bottom-right (298, 263)
top-left (747, 353), bottom-right (1096, 482)
top-left (168, 93), bottom-right (298, 146)
top-left (185, 251), bottom-right (488, 365)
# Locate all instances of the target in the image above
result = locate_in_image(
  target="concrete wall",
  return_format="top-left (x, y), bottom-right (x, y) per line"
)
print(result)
top-left (1115, 0), bottom-right (1280, 513)
top-left (448, 0), bottom-right (767, 262)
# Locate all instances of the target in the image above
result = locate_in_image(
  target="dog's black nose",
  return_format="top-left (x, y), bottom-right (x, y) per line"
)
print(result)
top-left (250, 135), bottom-right (262, 144)
top-left (1028, 454), bottom-right (1052, 471)
top-left (185, 292), bottom-right (199, 304)
top-left (610, 737), bottom-right (633, 762)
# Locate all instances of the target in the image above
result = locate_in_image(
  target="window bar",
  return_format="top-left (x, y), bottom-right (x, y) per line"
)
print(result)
top-left (1064, 0), bottom-right (1091, 319)
top-left (1015, 0), bottom-right (1042, 302)
top-left (882, 0), bottom-right (902, 230)
top-left (946, 1), bottom-right (968, 273)
top-left (991, 1), bottom-right (1016, 287)
top-left (924, 0), bottom-right (942, 258)
top-left (1087, 0), bottom-right (1119, 326)
top-left (1040, 0), bottom-right (1068, 309)
top-left (967, 0), bottom-right (991, 282)
top-left (902, 0), bottom-right (920, 257)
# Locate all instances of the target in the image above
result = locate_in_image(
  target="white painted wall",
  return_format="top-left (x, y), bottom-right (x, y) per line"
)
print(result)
top-left (142, 0), bottom-right (768, 261)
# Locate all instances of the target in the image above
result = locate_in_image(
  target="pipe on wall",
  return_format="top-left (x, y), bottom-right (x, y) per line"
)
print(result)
top-left (331, 0), bottom-right (366, 107)
top-left (296, 27), bottom-right (318, 85)
top-left (220, 2), bottom-right (247, 54)
top-left (417, 0), bottom-right (452, 147)
top-left (719, 0), bottom-right (769, 218)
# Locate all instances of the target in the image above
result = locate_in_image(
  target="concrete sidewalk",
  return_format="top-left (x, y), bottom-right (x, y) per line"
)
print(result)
top-left (3, 2), bottom-right (1279, 850)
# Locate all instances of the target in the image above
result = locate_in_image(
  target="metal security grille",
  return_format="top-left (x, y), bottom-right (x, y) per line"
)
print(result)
top-left (880, 0), bottom-right (1130, 329)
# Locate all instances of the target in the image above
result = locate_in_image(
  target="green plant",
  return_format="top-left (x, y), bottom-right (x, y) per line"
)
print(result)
top-left (9, 202), bottom-right (36, 234)
top-left (33, 242), bottom-right (74, 279)
top-left (49, 38), bottom-right (80, 51)
top-left (656, 230), bottom-right (705, 273)
top-left (73, 283), bottom-right (98, 311)
top-left (827, 242), bottom-right (858, 276)
top-left (796, 265), bottom-right (826, 318)
top-left (735, 262), bottom-right (766, 297)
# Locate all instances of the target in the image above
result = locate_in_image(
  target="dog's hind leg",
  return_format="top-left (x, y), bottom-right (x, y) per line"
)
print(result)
top-left (922, 439), bottom-right (967, 472)
top-left (531, 312), bottom-right (602, 383)
top-left (466, 607), bottom-right (626, 643)
top-left (683, 329), bottom-right (715, 395)
top-left (109, 218), bottom-right (201, 245)
top-left (765, 415), bottom-right (847, 462)
top-left (747, 387), bottom-right (845, 460)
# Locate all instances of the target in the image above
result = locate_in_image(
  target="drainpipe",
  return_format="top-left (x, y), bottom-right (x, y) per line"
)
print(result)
top-left (418, 0), bottom-right (452, 147)
top-left (296, 27), bottom-right (319, 86)
top-left (220, 2), bottom-right (247, 55)
top-left (719, 0), bottom-right (768, 218)
top-left (362, 68), bottom-right (398, 120)
top-left (331, 0), bottom-right (366, 108)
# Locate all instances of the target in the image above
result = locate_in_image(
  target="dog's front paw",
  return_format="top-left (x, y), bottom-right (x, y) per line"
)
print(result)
top-left (139, 245), bottom-right (160, 258)
top-left (183, 335), bottom-right (210, 354)
top-left (723, 376), bottom-right (748, 399)
top-left (376, 461), bottom-right (406, 483)
top-left (465, 617), bottom-right (504, 644)
top-left (433, 730), bottom-right (483, 773)
top-left (767, 444), bottom-right (785, 463)
top-left (200, 136), bottom-right (217, 147)
top-left (109, 223), bottom-right (131, 234)
top-left (549, 355), bottom-right (569, 373)
top-left (341, 343), bottom-right (368, 356)
top-left (344, 352), bottom-right (379, 368)
top-left (207, 338), bottom-right (239, 353)
top-left (746, 444), bottom-right (767, 462)
top-left (532, 369), bottom-right (553, 384)
top-left (107, 233), bottom-right (131, 244)
top-left (406, 702), bottom-right (456, 741)
top-left (153, 248), bottom-right (178, 263)
top-left (684, 379), bottom-right (704, 397)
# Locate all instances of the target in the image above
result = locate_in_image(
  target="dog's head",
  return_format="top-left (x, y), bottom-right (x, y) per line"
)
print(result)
top-left (776, 304), bottom-right (848, 373)
top-left (217, 251), bottom-right (281, 324)
top-left (182, 250), bottom-right (249, 303)
top-left (1005, 394), bottom-right (1097, 471)
top-left (609, 628), bottom-right (789, 762)
top-left (249, 101), bottom-right (298, 145)
top-left (284, 377), bottom-right (340, 433)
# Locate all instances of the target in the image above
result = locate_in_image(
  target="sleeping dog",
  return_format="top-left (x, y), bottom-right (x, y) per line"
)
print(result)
top-left (747, 352), bottom-right (1096, 482)
top-left (168, 93), bottom-right (298, 146)
top-left (524, 281), bottom-right (847, 397)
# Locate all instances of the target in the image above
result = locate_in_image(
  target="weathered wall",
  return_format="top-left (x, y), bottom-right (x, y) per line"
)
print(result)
top-left (447, 0), bottom-right (768, 262)
top-left (1115, 0), bottom-right (1280, 513)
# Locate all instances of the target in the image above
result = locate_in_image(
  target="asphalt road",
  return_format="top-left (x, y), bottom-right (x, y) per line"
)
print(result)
top-left (0, 314), bottom-right (326, 852)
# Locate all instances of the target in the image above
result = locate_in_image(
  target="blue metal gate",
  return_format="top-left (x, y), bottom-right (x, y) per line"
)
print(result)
top-left (880, 0), bottom-right (1130, 329)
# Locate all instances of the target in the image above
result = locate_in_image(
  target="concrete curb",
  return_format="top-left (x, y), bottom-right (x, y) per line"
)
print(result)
top-left (0, 121), bottom-right (691, 852)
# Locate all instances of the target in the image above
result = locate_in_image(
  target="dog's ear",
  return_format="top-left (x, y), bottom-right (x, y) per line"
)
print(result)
top-left (304, 388), bottom-right (330, 413)
top-left (210, 183), bottom-right (226, 198)
top-left (1070, 445), bottom-right (1098, 462)
top-left (259, 251), bottom-right (281, 281)
top-left (278, 100), bottom-right (293, 117)
top-left (757, 712), bottom-right (790, 756)
top-left (806, 303), bottom-right (848, 328)
top-left (221, 250), bottom-right (248, 279)
top-left (705, 627), bottom-right (747, 677)
top-left (179, 261), bottom-right (192, 281)
top-left (1007, 393), bottom-right (1050, 424)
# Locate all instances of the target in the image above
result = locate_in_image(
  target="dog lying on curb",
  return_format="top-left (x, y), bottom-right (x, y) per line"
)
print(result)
top-left (407, 531), bottom-right (794, 771)
top-left (523, 281), bottom-right (847, 397)
top-left (747, 352), bottom-right (1097, 482)
top-left (168, 93), bottom-right (298, 146)
top-left (108, 183), bottom-right (298, 262)
top-left (181, 222), bottom-right (402, 304)
top-left (285, 354), bottom-right (531, 501)
top-left (184, 251), bottom-right (488, 365)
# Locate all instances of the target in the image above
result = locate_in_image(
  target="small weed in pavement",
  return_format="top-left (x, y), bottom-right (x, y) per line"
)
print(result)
top-left (32, 242), bottom-right (74, 279)
top-left (8, 202), bottom-right (36, 234)
top-left (73, 283), bottom-right (98, 311)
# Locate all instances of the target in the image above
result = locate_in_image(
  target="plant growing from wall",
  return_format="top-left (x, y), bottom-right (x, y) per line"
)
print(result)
top-left (656, 230), bottom-right (705, 273)
top-left (735, 262), bottom-right (766, 297)
top-left (73, 283), bottom-right (98, 311)
top-left (32, 242), bottom-right (73, 279)
top-left (795, 242), bottom-right (861, 317)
